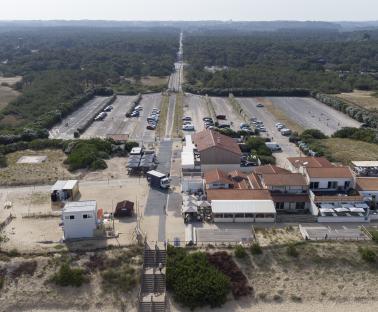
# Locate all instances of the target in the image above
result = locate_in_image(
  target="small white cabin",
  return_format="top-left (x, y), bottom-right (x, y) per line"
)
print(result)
top-left (62, 201), bottom-right (98, 240)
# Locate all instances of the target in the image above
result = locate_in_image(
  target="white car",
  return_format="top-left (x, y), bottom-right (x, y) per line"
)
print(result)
top-left (182, 124), bottom-right (195, 131)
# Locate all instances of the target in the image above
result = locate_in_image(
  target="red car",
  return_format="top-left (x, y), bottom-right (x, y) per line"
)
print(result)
top-left (216, 114), bottom-right (226, 120)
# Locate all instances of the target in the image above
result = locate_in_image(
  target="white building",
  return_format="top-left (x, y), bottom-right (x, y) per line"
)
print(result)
top-left (304, 167), bottom-right (355, 191)
top-left (62, 201), bottom-right (98, 240)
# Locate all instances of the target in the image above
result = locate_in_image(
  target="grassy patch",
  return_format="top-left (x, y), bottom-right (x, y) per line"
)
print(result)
top-left (234, 245), bottom-right (247, 258)
top-left (335, 90), bottom-right (378, 112)
top-left (250, 243), bottom-right (263, 255)
top-left (315, 138), bottom-right (378, 164)
top-left (157, 94), bottom-right (169, 139)
top-left (101, 265), bottom-right (138, 293)
top-left (173, 92), bottom-right (183, 138)
top-left (0, 86), bottom-right (20, 112)
top-left (52, 263), bottom-right (88, 287)
top-left (0, 149), bottom-right (75, 186)
top-left (358, 247), bottom-right (376, 263)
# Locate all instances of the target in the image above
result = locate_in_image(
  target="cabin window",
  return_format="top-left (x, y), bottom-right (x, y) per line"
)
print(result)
top-left (83, 214), bottom-right (92, 219)
top-left (327, 181), bottom-right (338, 189)
top-left (69, 215), bottom-right (75, 220)
top-left (310, 182), bottom-right (319, 189)
top-left (275, 202), bottom-right (284, 210)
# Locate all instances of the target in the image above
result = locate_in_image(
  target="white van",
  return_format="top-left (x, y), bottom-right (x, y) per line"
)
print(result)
top-left (265, 142), bottom-right (282, 152)
top-left (280, 128), bottom-right (292, 136)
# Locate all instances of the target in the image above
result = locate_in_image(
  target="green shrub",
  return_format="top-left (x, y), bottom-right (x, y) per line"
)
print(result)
top-left (287, 244), bottom-right (299, 257)
top-left (52, 263), bottom-right (88, 287)
top-left (234, 245), bottom-right (247, 258)
top-left (250, 243), bottom-right (263, 255)
top-left (300, 129), bottom-right (327, 141)
top-left (0, 276), bottom-right (4, 289)
top-left (370, 230), bottom-right (378, 242)
top-left (333, 127), bottom-right (377, 143)
top-left (101, 265), bottom-right (137, 293)
top-left (358, 247), bottom-right (376, 263)
top-left (0, 153), bottom-right (6, 168)
top-left (167, 247), bottom-right (230, 309)
top-left (90, 159), bottom-right (108, 170)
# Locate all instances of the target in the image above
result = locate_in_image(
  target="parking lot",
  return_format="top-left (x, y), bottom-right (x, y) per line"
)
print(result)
top-left (182, 94), bottom-right (209, 133)
top-left (211, 97), bottom-right (244, 131)
top-left (129, 93), bottom-right (162, 143)
top-left (268, 97), bottom-right (361, 136)
top-left (237, 97), bottom-right (301, 166)
top-left (81, 95), bottom-right (136, 139)
top-left (49, 96), bottom-right (111, 139)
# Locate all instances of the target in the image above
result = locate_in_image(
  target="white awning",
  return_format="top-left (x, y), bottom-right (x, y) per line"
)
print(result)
top-left (334, 207), bottom-right (349, 213)
top-left (181, 151), bottom-right (195, 169)
top-left (355, 203), bottom-right (369, 209)
top-left (349, 207), bottom-right (365, 213)
top-left (352, 161), bottom-right (378, 168)
top-left (319, 208), bottom-right (334, 213)
top-left (51, 180), bottom-right (78, 192)
top-left (211, 200), bottom-right (276, 214)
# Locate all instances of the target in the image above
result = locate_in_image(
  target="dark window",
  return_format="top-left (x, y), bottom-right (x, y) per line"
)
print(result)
top-left (296, 202), bottom-right (305, 210)
top-left (344, 181), bottom-right (351, 189)
top-left (224, 213), bottom-right (234, 218)
top-left (69, 215), bottom-right (75, 220)
top-left (213, 213), bottom-right (223, 218)
top-left (245, 213), bottom-right (254, 218)
top-left (328, 181), bottom-right (338, 189)
top-left (310, 182), bottom-right (319, 189)
top-left (275, 202), bottom-right (284, 210)
top-left (235, 213), bottom-right (244, 218)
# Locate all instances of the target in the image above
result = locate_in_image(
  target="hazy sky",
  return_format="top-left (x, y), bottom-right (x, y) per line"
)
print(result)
top-left (0, 0), bottom-right (377, 21)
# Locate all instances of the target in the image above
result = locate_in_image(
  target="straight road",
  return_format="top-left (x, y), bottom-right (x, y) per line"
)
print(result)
top-left (49, 96), bottom-right (111, 139)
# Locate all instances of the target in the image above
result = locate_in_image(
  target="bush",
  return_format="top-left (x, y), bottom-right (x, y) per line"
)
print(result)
top-left (52, 263), bottom-right (88, 287)
top-left (101, 265), bottom-right (137, 293)
top-left (287, 244), bottom-right (299, 257)
top-left (250, 243), bottom-right (263, 255)
top-left (167, 247), bottom-right (230, 309)
top-left (300, 129), bottom-right (327, 141)
top-left (0, 153), bottom-right (6, 168)
top-left (90, 159), bottom-right (108, 170)
top-left (333, 127), bottom-right (377, 143)
top-left (124, 141), bottom-right (139, 153)
top-left (358, 247), bottom-right (376, 263)
top-left (234, 245), bottom-right (247, 258)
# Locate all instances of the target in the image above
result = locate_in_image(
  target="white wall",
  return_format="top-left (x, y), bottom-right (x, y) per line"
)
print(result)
top-left (63, 210), bottom-right (97, 239)
top-left (309, 177), bottom-right (354, 190)
top-left (318, 216), bottom-right (369, 223)
top-left (182, 178), bottom-right (204, 192)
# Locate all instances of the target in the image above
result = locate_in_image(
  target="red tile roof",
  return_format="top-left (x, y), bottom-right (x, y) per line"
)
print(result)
top-left (306, 167), bottom-right (354, 179)
top-left (254, 164), bottom-right (291, 175)
top-left (192, 129), bottom-right (241, 156)
top-left (204, 169), bottom-right (233, 185)
top-left (206, 189), bottom-right (272, 201)
top-left (287, 157), bottom-right (333, 169)
top-left (262, 173), bottom-right (307, 187)
top-left (356, 177), bottom-right (378, 191)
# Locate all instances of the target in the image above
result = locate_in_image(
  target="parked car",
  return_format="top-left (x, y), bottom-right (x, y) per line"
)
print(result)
top-left (131, 111), bottom-right (140, 117)
top-left (182, 116), bottom-right (192, 121)
top-left (203, 117), bottom-right (213, 122)
top-left (280, 128), bottom-right (292, 136)
top-left (104, 105), bottom-right (113, 112)
top-left (182, 124), bottom-right (195, 131)
top-left (134, 105), bottom-right (143, 111)
top-left (256, 103), bottom-right (264, 108)
top-left (146, 124), bottom-right (156, 130)
top-left (216, 114), bottom-right (226, 120)
top-left (94, 112), bottom-right (107, 121)
top-left (265, 142), bottom-right (282, 152)
top-left (218, 124), bottom-right (231, 129)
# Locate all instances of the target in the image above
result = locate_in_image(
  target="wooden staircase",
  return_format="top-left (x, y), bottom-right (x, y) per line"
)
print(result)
top-left (138, 242), bottom-right (167, 312)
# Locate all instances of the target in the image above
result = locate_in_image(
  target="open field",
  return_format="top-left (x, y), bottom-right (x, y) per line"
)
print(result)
top-left (0, 149), bottom-right (77, 186)
top-left (0, 76), bottom-right (22, 86)
top-left (0, 86), bottom-right (20, 111)
top-left (317, 138), bottom-right (378, 164)
top-left (49, 96), bottom-right (111, 139)
top-left (81, 95), bottom-right (135, 139)
top-left (335, 90), bottom-right (378, 112)
top-left (140, 76), bottom-right (169, 86)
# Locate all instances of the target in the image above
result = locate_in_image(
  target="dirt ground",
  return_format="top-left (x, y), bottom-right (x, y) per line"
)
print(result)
top-left (0, 86), bottom-right (20, 111)
top-left (0, 156), bottom-right (150, 253)
top-left (336, 90), bottom-right (378, 112)
top-left (0, 248), bottom-right (142, 312)
top-left (0, 149), bottom-right (77, 186)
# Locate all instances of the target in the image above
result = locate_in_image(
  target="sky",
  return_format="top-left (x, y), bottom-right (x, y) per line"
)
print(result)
top-left (0, 0), bottom-right (377, 21)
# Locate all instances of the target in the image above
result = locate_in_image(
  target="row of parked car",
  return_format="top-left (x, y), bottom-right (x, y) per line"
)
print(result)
top-left (182, 116), bottom-right (195, 131)
top-left (250, 117), bottom-right (266, 132)
top-left (146, 108), bottom-right (160, 130)
top-left (94, 105), bottom-right (113, 121)
top-left (126, 105), bottom-right (143, 118)
top-left (275, 123), bottom-right (292, 136)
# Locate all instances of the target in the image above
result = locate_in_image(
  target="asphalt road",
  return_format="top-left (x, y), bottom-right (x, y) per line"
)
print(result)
top-left (49, 96), bottom-right (111, 139)
top-left (237, 97), bottom-right (301, 167)
top-left (211, 97), bottom-right (244, 131)
top-left (81, 95), bottom-right (136, 139)
top-left (269, 97), bottom-right (361, 136)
